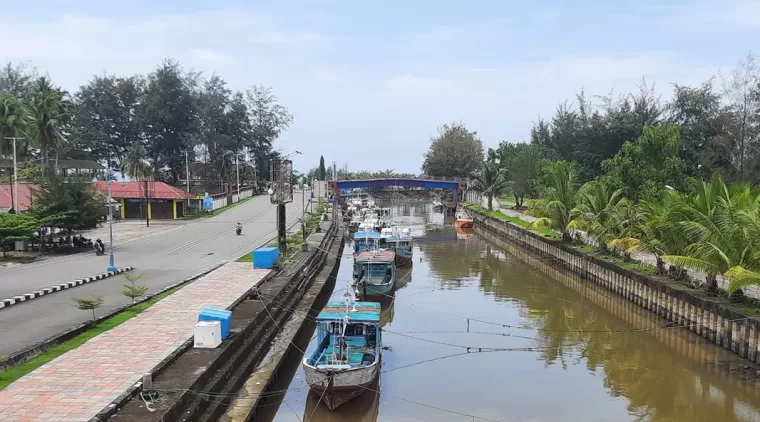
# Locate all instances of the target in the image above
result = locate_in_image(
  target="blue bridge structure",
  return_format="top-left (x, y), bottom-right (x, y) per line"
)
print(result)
top-left (329, 177), bottom-right (468, 204)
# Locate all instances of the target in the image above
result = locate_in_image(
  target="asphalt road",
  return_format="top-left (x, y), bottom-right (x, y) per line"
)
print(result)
top-left (0, 194), bottom-right (308, 356)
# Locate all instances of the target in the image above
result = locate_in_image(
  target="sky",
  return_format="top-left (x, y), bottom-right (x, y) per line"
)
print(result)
top-left (3, 0), bottom-right (760, 174)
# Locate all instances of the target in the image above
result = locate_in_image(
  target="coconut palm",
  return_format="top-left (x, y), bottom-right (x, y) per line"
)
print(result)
top-left (567, 180), bottom-right (625, 251)
top-left (662, 175), bottom-right (757, 294)
top-left (123, 141), bottom-right (153, 181)
top-left (27, 77), bottom-right (70, 174)
top-left (528, 161), bottom-right (579, 241)
top-left (471, 159), bottom-right (508, 211)
top-left (0, 94), bottom-right (31, 213)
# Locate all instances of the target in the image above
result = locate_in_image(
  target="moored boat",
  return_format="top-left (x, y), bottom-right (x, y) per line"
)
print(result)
top-left (353, 231), bottom-right (381, 253)
top-left (353, 250), bottom-right (396, 298)
top-left (303, 300), bottom-right (382, 411)
top-left (455, 211), bottom-right (474, 229)
top-left (384, 229), bottom-right (413, 266)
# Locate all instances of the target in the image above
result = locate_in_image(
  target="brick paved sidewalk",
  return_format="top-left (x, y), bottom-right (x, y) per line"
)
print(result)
top-left (0, 262), bottom-right (268, 422)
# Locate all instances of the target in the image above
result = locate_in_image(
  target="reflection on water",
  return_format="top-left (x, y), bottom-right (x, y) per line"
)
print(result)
top-left (264, 204), bottom-right (760, 422)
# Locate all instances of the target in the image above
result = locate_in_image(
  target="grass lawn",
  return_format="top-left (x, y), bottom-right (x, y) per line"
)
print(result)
top-left (0, 283), bottom-right (187, 391)
top-left (199, 194), bottom-right (256, 217)
top-left (465, 203), bottom-right (559, 240)
top-left (236, 201), bottom-right (326, 263)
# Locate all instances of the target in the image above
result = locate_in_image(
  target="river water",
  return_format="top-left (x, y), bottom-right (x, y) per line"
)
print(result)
top-left (259, 204), bottom-right (760, 422)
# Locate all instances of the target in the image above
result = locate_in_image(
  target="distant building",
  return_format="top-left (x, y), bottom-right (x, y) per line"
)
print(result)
top-left (92, 181), bottom-right (194, 220)
top-left (0, 184), bottom-right (35, 213)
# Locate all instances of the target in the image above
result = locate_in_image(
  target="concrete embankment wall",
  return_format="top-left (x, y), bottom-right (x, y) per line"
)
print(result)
top-left (470, 208), bottom-right (760, 364)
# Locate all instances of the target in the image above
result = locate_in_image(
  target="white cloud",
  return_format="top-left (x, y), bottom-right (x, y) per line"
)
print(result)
top-left (189, 48), bottom-right (225, 62)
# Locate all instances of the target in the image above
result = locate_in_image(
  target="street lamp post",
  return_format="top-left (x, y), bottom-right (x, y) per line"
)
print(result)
top-left (4, 137), bottom-right (22, 213)
top-left (311, 178), bottom-right (316, 214)
top-left (301, 184), bottom-right (310, 251)
top-left (106, 171), bottom-right (125, 273)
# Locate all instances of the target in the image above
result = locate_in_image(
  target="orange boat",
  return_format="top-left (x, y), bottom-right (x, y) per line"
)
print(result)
top-left (454, 212), bottom-right (473, 229)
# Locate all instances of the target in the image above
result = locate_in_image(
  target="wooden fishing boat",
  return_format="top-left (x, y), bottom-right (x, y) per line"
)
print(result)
top-left (302, 300), bottom-right (382, 411)
top-left (454, 211), bottom-right (474, 229)
top-left (353, 250), bottom-right (396, 298)
top-left (353, 231), bottom-right (381, 253)
top-left (385, 231), bottom-right (412, 266)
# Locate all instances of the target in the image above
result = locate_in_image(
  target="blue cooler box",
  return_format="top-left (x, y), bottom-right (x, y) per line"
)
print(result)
top-left (198, 307), bottom-right (232, 339)
top-left (253, 247), bottom-right (280, 269)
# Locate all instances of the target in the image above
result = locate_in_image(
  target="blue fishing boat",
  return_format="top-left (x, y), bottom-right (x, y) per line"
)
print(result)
top-left (303, 300), bottom-right (382, 411)
top-left (353, 231), bottom-right (381, 253)
top-left (353, 250), bottom-right (396, 298)
top-left (379, 227), bottom-right (413, 267)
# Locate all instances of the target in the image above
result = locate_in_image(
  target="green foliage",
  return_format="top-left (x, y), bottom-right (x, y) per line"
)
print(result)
top-left (73, 295), bottom-right (104, 323)
top-left (471, 158), bottom-right (508, 210)
top-left (602, 124), bottom-right (684, 202)
top-left (26, 77), bottom-right (71, 172)
top-left (496, 142), bottom-right (542, 207)
top-left (0, 214), bottom-right (37, 255)
top-left (29, 175), bottom-right (105, 232)
top-left (122, 272), bottom-right (149, 304)
top-left (527, 161), bottom-right (580, 240)
top-left (319, 156), bottom-right (326, 181)
top-left (422, 122), bottom-right (484, 177)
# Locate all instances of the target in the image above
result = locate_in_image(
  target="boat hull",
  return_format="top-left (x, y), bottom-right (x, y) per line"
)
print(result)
top-left (357, 280), bottom-right (394, 298)
top-left (304, 363), bottom-right (379, 410)
top-left (455, 219), bottom-right (473, 229)
top-left (394, 248), bottom-right (413, 266)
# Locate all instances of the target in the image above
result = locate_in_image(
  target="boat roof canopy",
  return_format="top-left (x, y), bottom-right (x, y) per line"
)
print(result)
top-left (317, 301), bottom-right (381, 323)
top-left (354, 231), bottom-right (381, 239)
top-left (355, 250), bottom-right (395, 262)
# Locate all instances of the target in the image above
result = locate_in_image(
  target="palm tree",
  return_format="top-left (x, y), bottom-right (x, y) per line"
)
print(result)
top-left (567, 180), bottom-right (624, 251)
top-left (527, 161), bottom-right (579, 241)
top-left (0, 94), bottom-right (31, 213)
top-left (27, 77), bottom-right (70, 175)
top-left (662, 175), bottom-right (757, 294)
top-left (471, 159), bottom-right (508, 211)
top-left (123, 141), bottom-right (152, 181)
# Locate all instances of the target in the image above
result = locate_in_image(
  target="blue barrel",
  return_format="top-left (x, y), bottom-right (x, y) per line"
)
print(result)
top-left (198, 307), bottom-right (232, 339)
top-left (253, 247), bottom-right (280, 269)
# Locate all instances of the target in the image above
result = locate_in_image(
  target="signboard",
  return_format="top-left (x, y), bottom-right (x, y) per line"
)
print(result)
top-left (203, 195), bottom-right (214, 211)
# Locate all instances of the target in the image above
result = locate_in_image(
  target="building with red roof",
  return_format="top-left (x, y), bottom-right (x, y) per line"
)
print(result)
top-left (92, 181), bottom-right (194, 220)
top-left (0, 183), bottom-right (36, 213)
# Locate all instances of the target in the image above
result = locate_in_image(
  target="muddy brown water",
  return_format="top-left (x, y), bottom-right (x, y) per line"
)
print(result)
top-left (256, 204), bottom-right (760, 422)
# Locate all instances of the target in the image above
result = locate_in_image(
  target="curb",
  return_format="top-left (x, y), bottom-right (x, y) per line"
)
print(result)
top-left (0, 264), bottom-right (221, 373)
top-left (0, 266), bottom-right (135, 310)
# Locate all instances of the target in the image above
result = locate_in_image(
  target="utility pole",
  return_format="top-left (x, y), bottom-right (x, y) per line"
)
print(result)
top-left (4, 137), bottom-right (22, 214)
top-left (235, 152), bottom-right (240, 197)
top-left (185, 150), bottom-right (190, 193)
top-left (144, 179), bottom-right (150, 227)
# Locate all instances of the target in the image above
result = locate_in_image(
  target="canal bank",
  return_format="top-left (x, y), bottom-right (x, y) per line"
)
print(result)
top-left (261, 203), bottom-right (760, 422)
top-left (107, 215), bottom-right (344, 422)
top-left (468, 206), bottom-right (760, 365)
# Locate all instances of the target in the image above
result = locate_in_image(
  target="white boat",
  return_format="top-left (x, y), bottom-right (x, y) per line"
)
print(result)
top-left (303, 299), bottom-right (382, 411)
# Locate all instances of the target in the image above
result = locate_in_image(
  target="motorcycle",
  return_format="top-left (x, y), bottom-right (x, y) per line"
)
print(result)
top-left (95, 245), bottom-right (105, 256)
top-left (235, 227), bottom-right (242, 235)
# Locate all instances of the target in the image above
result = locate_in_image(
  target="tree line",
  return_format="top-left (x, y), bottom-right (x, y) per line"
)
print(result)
top-left (464, 53), bottom-right (760, 297)
top-left (0, 59), bottom-right (292, 191)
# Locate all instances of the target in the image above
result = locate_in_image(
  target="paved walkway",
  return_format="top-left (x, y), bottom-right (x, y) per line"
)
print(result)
top-left (0, 262), bottom-right (269, 422)
top-left (483, 198), bottom-right (760, 300)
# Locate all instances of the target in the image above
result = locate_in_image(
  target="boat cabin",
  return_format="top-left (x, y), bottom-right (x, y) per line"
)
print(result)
top-left (307, 302), bottom-right (381, 369)
top-left (385, 234), bottom-right (412, 251)
top-left (354, 250), bottom-right (396, 284)
top-left (354, 231), bottom-right (381, 253)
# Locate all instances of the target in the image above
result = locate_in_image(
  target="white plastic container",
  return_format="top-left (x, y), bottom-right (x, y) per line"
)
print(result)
top-left (194, 321), bottom-right (222, 349)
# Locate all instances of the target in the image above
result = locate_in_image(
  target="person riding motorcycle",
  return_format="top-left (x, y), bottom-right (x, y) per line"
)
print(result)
top-left (95, 238), bottom-right (105, 255)
top-left (235, 222), bottom-right (242, 235)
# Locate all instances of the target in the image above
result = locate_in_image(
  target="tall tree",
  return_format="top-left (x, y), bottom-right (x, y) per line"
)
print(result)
top-left (722, 53), bottom-right (760, 182)
top-left (71, 75), bottom-right (144, 170)
top-left (667, 81), bottom-right (732, 179)
top-left (497, 142), bottom-right (542, 207)
top-left (0, 94), bottom-right (31, 213)
top-left (602, 124), bottom-right (684, 202)
top-left (471, 158), bottom-right (508, 210)
top-left (528, 160), bottom-right (580, 241)
top-left (318, 155), bottom-right (326, 180)
top-left (0, 62), bottom-right (37, 99)
top-left (27, 77), bottom-right (71, 174)
top-left (421, 122), bottom-right (484, 177)
top-left (140, 60), bottom-right (196, 183)
top-left (29, 174), bottom-right (105, 233)
top-left (247, 85), bottom-right (293, 183)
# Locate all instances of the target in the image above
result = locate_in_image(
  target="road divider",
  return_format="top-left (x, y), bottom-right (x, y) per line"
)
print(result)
top-left (0, 266), bottom-right (135, 310)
